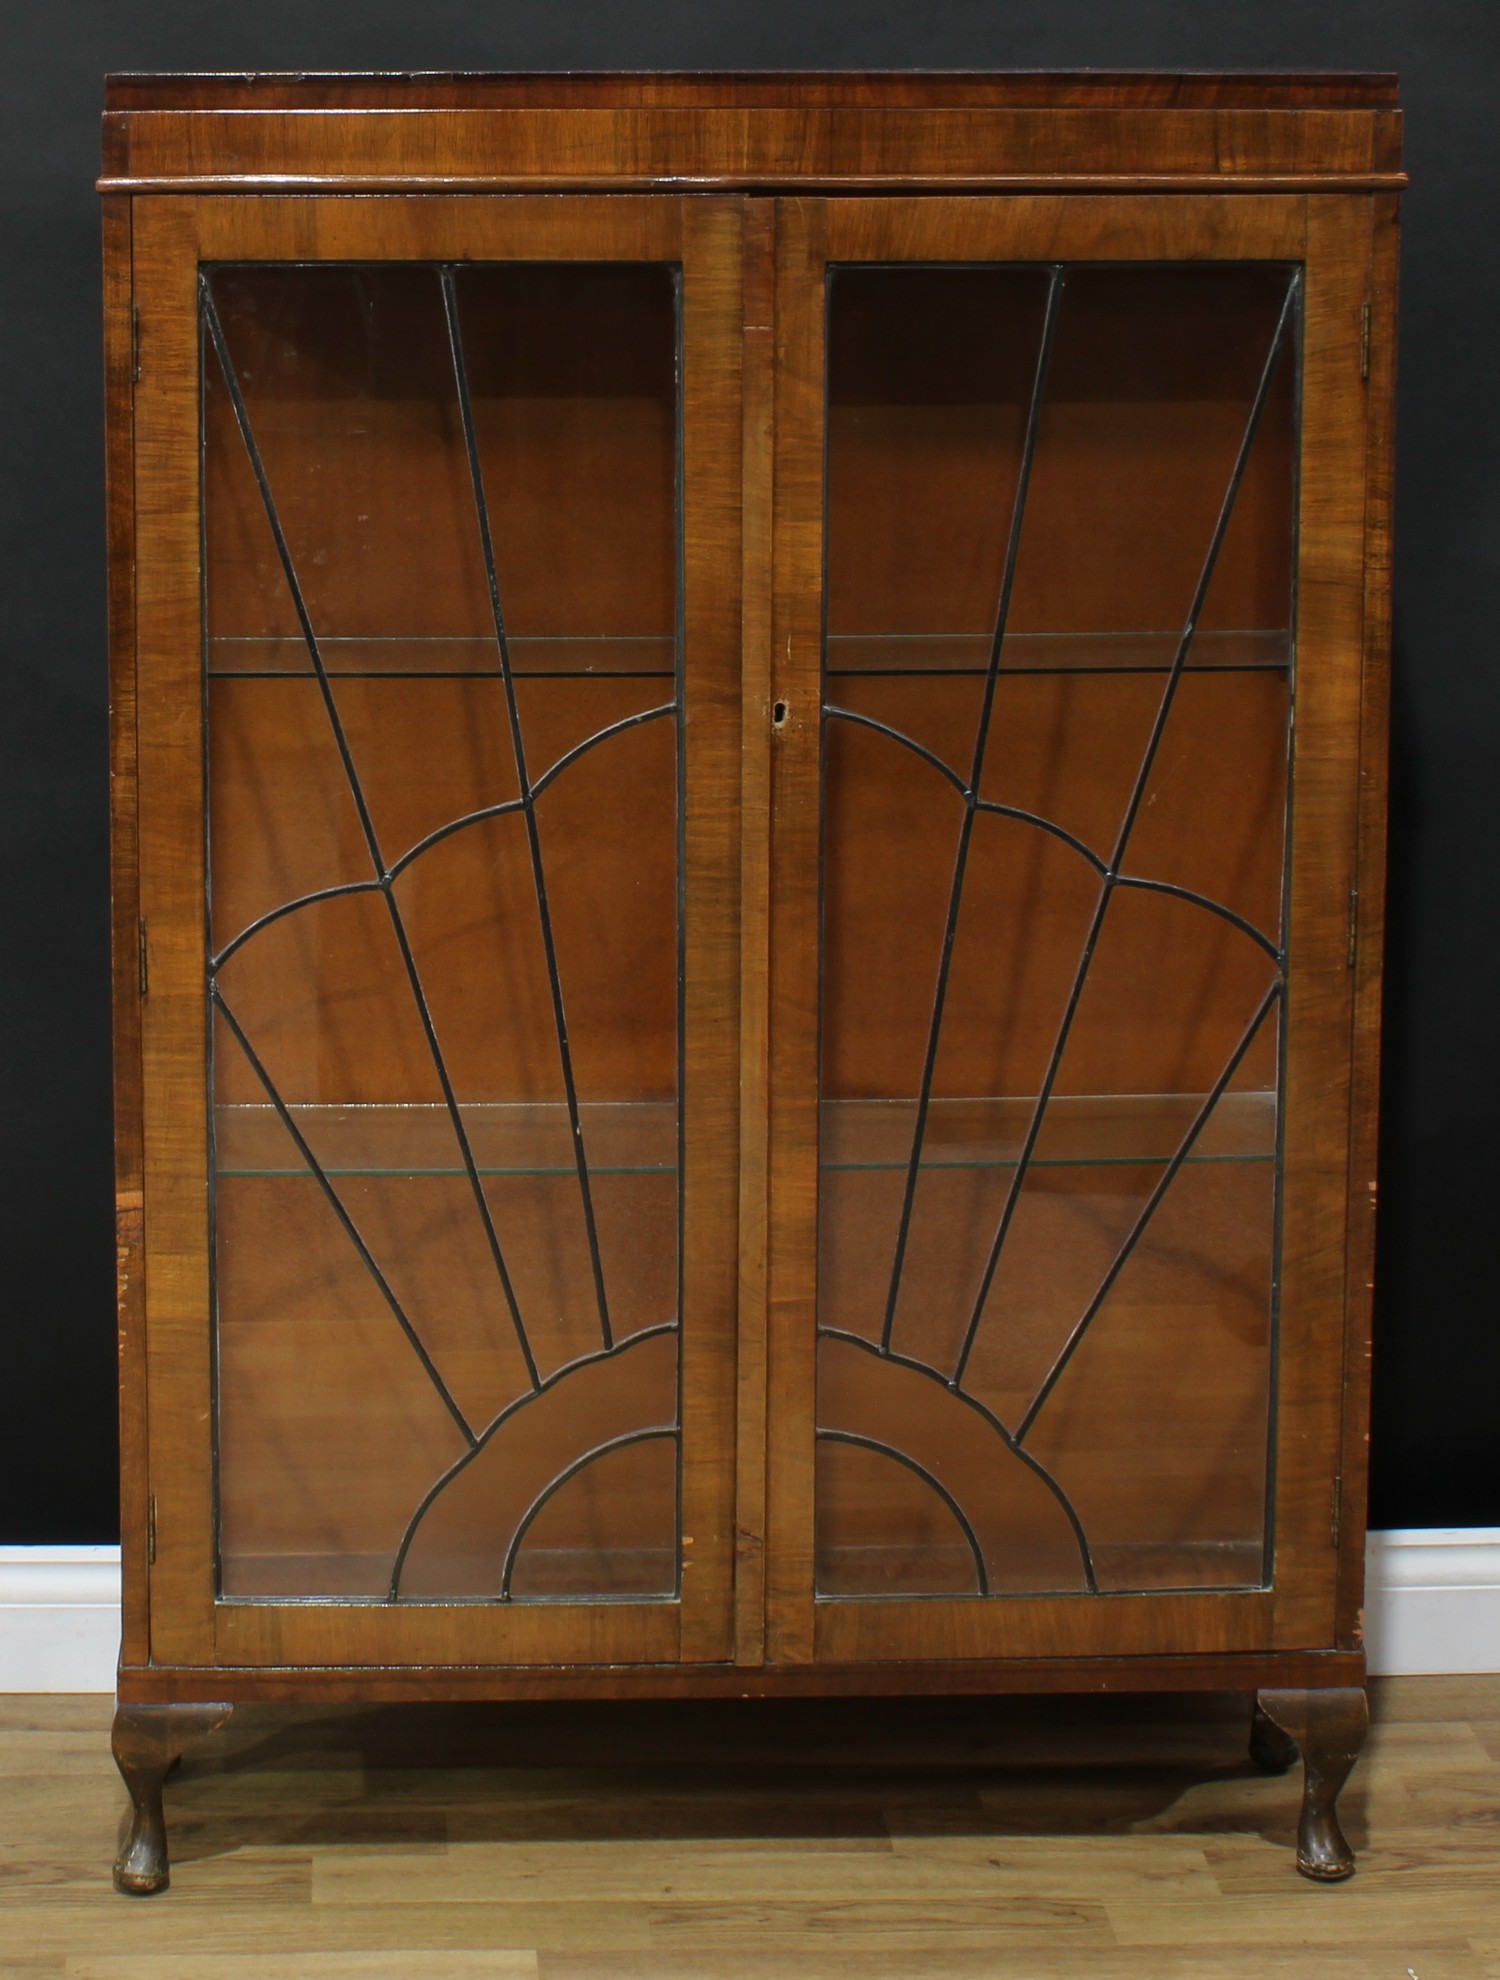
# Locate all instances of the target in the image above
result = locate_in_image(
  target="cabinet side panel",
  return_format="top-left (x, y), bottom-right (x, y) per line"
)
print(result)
top-left (1337, 191), bottom-right (1398, 1647)
top-left (132, 197), bottom-right (216, 1665)
top-left (105, 192), bottom-right (149, 1668)
top-left (1269, 194), bottom-right (1373, 1648)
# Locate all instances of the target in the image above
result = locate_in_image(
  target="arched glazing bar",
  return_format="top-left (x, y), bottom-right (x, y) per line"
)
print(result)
top-left (816, 1429), bottom-right (991, 1597)
top-left (499, 1428), bottom-right (679, 1600)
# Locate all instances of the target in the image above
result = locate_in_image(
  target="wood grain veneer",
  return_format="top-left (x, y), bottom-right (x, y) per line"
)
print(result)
top-left (103, 72), bottom-right (1399, 1890)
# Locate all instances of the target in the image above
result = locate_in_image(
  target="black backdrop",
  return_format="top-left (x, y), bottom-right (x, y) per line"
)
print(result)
top-left (2, 1), bottom-right (1496, 1543)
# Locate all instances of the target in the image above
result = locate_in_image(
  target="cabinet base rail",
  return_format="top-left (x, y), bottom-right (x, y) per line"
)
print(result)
top-left (116, 1647), bottom-right (1365, 1704)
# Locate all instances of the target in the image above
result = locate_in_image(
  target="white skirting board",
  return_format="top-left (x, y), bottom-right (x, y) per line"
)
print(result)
top-left (1, 1531), bottom-right (1496, 1692)
top-left (0, 1547), bottom-right (123, 1693)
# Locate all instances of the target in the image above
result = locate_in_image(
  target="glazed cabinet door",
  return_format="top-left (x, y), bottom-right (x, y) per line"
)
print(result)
top-left (764, 195), bottom-right (1376, 1665)
top-left (129, 195), bottom-right (743, 1669)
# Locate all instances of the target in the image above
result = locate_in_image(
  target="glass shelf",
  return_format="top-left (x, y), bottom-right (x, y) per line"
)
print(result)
top-left (207, 634), bottom-right (679, 680)
top-left (821, 1091), bottom-right (1275, 1170)
top-left (216, 1092), bottom-right (1271, 1180)
top-left (205, 628), bottom-right (1289, 682)
top-left (824, 628), bottom-right (1290, 676)
top-left (216, 1100), bottom-right (678, 1178)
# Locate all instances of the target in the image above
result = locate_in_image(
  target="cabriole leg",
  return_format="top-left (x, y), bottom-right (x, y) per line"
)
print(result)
top-left (1255, 1686), bottom-right (1369, 1882)
top-left (111, 1701), bottom-right (233, 1895)
top-left (1249, 1695), bottom-right (1299, 1773)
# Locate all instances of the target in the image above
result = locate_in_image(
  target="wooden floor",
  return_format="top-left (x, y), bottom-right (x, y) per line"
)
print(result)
top-left (2, 1678), bottom-right (1497, 1976)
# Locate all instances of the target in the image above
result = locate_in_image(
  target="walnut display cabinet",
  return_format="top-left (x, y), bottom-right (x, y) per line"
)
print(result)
top-left (100, 72), bottom-right (1401, 1894)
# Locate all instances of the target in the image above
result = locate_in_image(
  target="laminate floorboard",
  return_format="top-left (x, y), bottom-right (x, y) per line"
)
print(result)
top-left (1, 1678), bottom-right (1496, 1976)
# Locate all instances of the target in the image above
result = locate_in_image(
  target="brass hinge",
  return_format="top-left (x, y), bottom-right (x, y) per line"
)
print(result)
top-left (131, 303), bottom-right (141, 386)
top-left (1330, 1476), bottom-right (1342, 1551)
top-left (1360, 301), bottom-right (1371, 382)
top-left (1347, 887), bottom-right (1358, 969)
top-left (138, 916), bottom-right (149, 999)
top-left (147, 1494), bottom-right (158, 1567)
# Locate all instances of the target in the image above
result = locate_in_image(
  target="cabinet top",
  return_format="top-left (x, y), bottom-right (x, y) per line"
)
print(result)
top-left (100, 70), bottom-right (1403, 193)
top-left (104, 71), bottom-right (1399, 110)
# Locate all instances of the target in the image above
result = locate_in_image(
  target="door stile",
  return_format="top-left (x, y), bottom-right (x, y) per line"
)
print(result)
top-left (130, 192), bottom-right (746, 1672)
top-left (1269, 192), bottom-right (1378, 1648)
top-left (677, 195), bottom-right (749, 1662)
top-left (733, 197), bottom-right (779, 1666)
top-left (133, 196), bottom-right (219, 1669)
top-left (764, 197), bottom-right (831, 1666)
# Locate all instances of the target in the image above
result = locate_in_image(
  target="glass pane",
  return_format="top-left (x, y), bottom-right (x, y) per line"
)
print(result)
top-left (818, 261), bottom-right (1297, 1599)
top-left (204, 262), bottom-right (682, 1604)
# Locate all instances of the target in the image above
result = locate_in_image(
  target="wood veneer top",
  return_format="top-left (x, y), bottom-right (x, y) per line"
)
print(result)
top-left (104, 71), bottom-right (1399, 111)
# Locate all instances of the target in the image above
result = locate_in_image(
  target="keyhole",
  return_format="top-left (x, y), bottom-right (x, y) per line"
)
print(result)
top-left (772, 700), bottom-right (789, 728)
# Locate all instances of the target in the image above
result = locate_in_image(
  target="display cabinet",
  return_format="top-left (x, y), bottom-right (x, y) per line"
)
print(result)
top-left (100, 71), bottom-right (1401, 1893)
